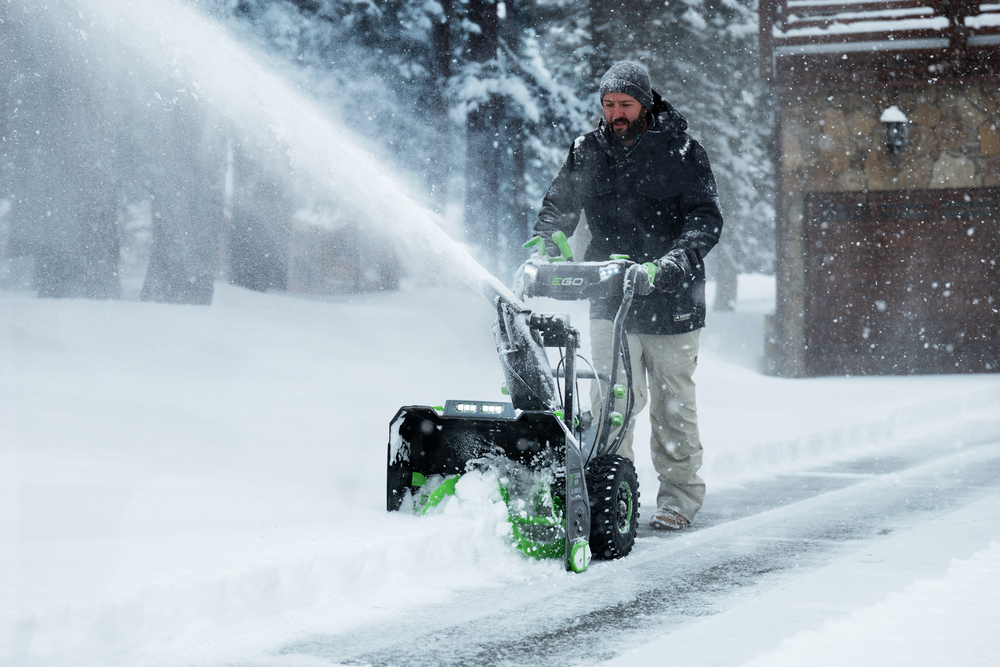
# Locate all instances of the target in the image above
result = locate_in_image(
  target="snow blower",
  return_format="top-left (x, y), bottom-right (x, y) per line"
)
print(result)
top-left (387, 233), bottom-right (656, 572)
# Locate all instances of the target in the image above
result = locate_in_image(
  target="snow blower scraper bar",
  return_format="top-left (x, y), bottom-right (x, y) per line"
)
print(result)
top-left (387, 243), bottom-right (652, 573)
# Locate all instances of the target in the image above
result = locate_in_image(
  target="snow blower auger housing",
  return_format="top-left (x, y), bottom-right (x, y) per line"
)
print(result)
top-left (387, 232), bottom-right (655, 572)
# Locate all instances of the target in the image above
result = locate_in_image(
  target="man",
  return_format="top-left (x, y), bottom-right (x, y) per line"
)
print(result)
top-left (532, 61), bottom-right (723, 531)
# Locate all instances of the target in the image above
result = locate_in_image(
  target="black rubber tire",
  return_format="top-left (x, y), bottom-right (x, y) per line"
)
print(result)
top-left (586, 454), bottom-right (639, 560)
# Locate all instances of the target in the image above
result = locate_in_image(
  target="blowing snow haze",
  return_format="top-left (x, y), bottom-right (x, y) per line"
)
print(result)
top-left (0, 0), bottom-right (492, 304)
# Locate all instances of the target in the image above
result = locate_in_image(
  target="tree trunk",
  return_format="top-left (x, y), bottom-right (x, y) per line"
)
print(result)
top-left (141, 105), bottom-right (222, 305)
top-left (227, 142), bottom-right (290, 293)
top-left (590, 0), bottom-right (648, 82)
top-left (465, 102), bottom-right (500, 265)
top-left (465, 0), bottom-right (502, 273)
top-left (5, 10), bottom-right (122, 300)
top-left (508, 116), bottom-right (529, 263)
top-left (428, 0), bottom-right (452, 213)
top-left (498, 0), bottom-right (531, 278)
top-left (713, 252), bottom-right (739, 312)
top-left (589, 0), bottom-right (616, 83)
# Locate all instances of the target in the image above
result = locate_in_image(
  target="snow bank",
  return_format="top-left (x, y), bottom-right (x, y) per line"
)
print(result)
top-left (0, 285), bottom-right (546, 667)
top-left (3, 282), bottom-right (999, 666)
top-left (741, 542), bottom-right (1000, 667)
top-left (602, 490), bottom-right (1000, 667)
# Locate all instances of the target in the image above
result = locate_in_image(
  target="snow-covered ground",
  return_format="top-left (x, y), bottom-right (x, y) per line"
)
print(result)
top-left (2, 277), bottom-right (999, 667)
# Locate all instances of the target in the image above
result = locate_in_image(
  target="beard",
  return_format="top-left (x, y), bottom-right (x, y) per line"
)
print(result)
top-left (611, 109), bottom-right (647, 142)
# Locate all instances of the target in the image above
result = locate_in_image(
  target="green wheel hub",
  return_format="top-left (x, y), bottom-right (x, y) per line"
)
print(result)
top-left (616, 480), bottom-right (634, 532)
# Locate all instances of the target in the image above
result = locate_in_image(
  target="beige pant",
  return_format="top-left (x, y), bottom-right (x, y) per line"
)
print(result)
top-left (589, 320), bottom-right (705, 521)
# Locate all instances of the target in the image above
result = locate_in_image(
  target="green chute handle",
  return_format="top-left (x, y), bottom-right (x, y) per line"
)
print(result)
top-left (551, 231), bottom-right (573, 262)
top-left (610, 254), bottom-right (630, 260)
top-left (411, 473), bottom-right (460, 514)
top-left (523, 236), bottom-right (546, 257)
top-left (523, 232), bottom-right (573, 262)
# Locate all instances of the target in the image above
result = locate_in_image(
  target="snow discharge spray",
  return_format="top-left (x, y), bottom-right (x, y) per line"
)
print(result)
top-left (11, 0), bottom-right (515, 301)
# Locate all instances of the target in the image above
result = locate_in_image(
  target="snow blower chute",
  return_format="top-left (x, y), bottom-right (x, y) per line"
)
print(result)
top-left (387, 234), bottom-right (656, 572)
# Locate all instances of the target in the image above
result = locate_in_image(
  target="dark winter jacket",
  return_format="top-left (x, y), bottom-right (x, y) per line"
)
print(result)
top-left (533, 91), bottom-right (723, 335)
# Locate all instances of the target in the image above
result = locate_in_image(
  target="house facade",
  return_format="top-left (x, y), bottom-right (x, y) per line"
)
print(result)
top-left (761, 0), bottom-right (1000, 375)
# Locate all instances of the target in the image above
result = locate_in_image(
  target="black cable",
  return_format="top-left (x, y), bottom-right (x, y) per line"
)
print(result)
top-left (578, 354), bottom-right (604, 467)
top-left (496, 302), bottom-right (554, 411)
top-left (500, 354), bottom-right (546, 408)
top-left (606, 333), bottom-right (635, 459)
top-left (555, 347), bottom-right (565, 408)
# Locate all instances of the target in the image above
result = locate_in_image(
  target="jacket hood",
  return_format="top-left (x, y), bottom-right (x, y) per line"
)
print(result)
top-left (648, 89), bottom-right (688, 139)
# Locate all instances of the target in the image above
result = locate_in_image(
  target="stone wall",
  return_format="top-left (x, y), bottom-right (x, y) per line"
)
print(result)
top-left (781, 84), bottom-right (1000, 194)
top-left (775, 83), bottom-right (1000, 376)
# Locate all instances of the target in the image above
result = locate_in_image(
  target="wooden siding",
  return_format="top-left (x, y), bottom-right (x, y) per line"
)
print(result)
top-left (803, 188), bottom-right (999, 374)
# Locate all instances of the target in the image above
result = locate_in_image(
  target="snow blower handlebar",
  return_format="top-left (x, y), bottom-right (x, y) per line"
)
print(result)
top-left (481, 256), bottom-right (651, 437)
top-left (515, 242), bottom-right (656, 461)
top-left (522, 230), bottom-right (575, 263)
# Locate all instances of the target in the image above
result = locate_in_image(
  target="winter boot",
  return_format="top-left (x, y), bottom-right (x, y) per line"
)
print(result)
top-left (649, 507), bottom-right (690, 531)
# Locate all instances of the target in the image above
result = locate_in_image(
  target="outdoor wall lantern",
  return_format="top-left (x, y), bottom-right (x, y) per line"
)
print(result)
top-left (880, 105), bottom-right (909, 154)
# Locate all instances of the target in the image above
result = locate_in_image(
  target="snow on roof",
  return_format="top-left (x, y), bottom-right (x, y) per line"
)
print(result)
top-left (778, 17), bottom-right (950, 37)
top-left (966, 12), bottom-right (1000, 28)
top-left (773, 0), bottom-right (1000, 45)
top-left (774, 37), bottom-right (949, 55)
top-left (787, 0), bottom-right (917, 5)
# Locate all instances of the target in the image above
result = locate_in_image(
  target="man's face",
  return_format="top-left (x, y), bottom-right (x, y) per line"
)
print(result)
top-left (602, 92), bottom-right (646, 140)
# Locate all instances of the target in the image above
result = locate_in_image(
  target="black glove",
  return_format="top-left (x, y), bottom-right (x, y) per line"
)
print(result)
top-left (654, 252), bottom-right (688, 292)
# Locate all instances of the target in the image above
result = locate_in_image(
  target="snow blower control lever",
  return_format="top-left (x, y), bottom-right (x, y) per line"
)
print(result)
top-left (387, 244), bottom-right (653, 572)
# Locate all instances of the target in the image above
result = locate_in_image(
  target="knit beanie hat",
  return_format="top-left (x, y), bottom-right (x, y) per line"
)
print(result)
top-left (599, 61), bottom-right (653, 110)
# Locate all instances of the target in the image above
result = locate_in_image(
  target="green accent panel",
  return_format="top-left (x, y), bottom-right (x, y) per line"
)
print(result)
top-left (643, 261), bottom-right (657, 287)
top-left (569, 539), bottom-right (590, 573)
top-left (499, 480), bottom-right (566, 561)
top-left (610, 411), bottom-right (624, 427)
top-left (432, 406), bottom-right (444, 413)
top-left (613, 384), bottom-right (626, 399)
top-left (420, 475), bottom-right (460, 515)
top-left (500, 383), bottom-right (509, 396)
top-left (551, 231), bottom-right (574, 262)
top-left (609, 254), bottom-right (630, 260)
top-left (411, 472), bottom-right (427, 487)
